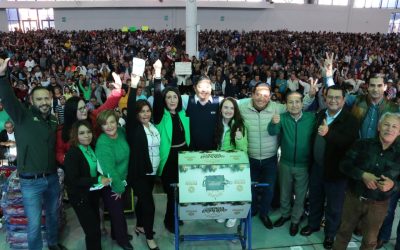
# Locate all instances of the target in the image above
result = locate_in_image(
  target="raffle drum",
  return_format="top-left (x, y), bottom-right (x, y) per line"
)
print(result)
top-left (178, 150), bottom-right (251, 220)
top-left (174, 150), bottom-right (256, 250)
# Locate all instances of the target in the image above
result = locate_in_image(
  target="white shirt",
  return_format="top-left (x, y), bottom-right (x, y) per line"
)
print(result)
top-left (7, 132), bottom-right (17, 157)
top-left (143, 123), bottom-right (161, 175)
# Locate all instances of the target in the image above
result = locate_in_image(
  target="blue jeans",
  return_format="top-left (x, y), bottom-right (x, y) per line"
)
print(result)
top-left (249, 156), bottom-right (277, 217)
top-left (378, 191), bottom-right (400, 248)
top-left (20, 173), bottom-right (60, 250)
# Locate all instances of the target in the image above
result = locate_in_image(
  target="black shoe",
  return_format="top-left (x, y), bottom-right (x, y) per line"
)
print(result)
top-left (289, 223), bottom-right (299, 236)
top-left (376, 239), bottom-right (387, 249)
top-left (48, 243), bottom-right (68, 250)
top-left (300, 225), bottom-right (320, 236)
top-left (112, 233), bottom-right (133, 241)
top-left (259, 214), bottom-right (273, 229)
top-left (273, 216), bottom-right (291, 227)
top-left (179, 220), bottom-right (184, 226)
top-left (118, 242), bottom-right (134, 250)
top-left (323, 236), bottom-right (334, 249)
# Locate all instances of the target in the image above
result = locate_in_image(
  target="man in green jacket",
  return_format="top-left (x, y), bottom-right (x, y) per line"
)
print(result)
top-left (0, 58), bottom-right (66, 250)
top-left (268, 91), bottom-right (316, 236)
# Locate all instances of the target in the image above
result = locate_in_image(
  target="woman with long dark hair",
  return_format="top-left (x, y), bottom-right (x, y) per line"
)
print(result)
top-left (214, 97), bottom-right (248, 228)
top-left (56, 78), bottom-right (123, 166)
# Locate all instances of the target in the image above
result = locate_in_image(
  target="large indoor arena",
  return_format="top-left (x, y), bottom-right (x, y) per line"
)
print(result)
top-left (0, 0), bottom-right (399, 250)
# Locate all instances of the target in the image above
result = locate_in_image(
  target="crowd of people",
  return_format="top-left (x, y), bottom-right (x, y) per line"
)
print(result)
top-left (0, 28), bottom-right (400, 250)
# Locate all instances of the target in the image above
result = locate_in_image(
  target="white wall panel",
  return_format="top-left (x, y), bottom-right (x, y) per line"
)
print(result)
top-left (53, 4), bottom-right (393, 33)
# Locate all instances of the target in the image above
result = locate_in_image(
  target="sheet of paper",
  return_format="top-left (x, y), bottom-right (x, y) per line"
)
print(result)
top-left (90, 184), bottom-right (104, 191)
top-left (132, 57), bottom-right (146, 76)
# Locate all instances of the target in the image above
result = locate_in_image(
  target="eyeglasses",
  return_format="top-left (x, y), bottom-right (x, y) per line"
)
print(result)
top-left (326, 96), bottom-right (343, 101)
top-left (78, 106), bottom-right (87, 112)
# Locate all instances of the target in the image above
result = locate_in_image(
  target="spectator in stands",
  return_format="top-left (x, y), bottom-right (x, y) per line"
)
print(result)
top-left (55, 95), bottom-right (66, 125)
top-left (0, 58), bottom-right (67, 250)
top-left (0, 120), bottom-right (17, 163)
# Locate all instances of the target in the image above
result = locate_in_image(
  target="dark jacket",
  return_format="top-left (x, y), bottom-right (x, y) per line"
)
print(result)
top-left (126, 86), bottom-right (153, 189)
top-left (0, 129), bottom-right (8, 159)
top-left (64, 146), bottom-right (99, 202)
top-left (0, 76), bottom-right (58, 174)
top-left (340, 138), bottom-right (400, 201)
top-left (351, 95), bottom-right (398, 126)
top-left (313, 108), bottom-right (359, 181)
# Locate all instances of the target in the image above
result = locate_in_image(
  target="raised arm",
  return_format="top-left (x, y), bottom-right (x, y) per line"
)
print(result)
top-left (92, 72), bottom-right (123, 118)
top-left (126, 74), bottom-right (141, 136)
top-left (152, 60), bottom-right (164, 125)
top-left (0, 58), bottom-right (26, 124)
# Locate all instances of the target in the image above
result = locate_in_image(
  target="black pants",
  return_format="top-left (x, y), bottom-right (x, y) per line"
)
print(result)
top-left (102, 187), bottom-right (129, 245)
top-left (70, 191), bottom-right (102, 250)
top-left (161, 145), bottom-right (187, 227)
top-left (134, 175), bottom-right (156, 240)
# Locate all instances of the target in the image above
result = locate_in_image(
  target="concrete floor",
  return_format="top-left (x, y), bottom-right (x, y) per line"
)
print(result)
top-left (1, 193), bottom-right (399, 250)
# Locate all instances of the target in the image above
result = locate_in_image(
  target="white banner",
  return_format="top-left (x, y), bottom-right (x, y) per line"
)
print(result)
top-left (175, 62), bottom-right (192, 75)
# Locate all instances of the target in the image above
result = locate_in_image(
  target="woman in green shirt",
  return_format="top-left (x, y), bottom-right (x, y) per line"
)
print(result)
top-left (64, 120), bottom-right (111, 250)
top-left (95, 110), bottom-right (133, 250)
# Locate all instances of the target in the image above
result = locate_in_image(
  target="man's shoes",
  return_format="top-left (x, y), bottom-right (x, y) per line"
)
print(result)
top-left (300, 225), bottom-right (320, 236)
top-left (273, 216), bottom-right (291, 227)
top-left (118, 242), bottom-right (134, 250)
top-left (48, 243), bottom-right (68, 250)
top-left (376, 239), bottom-right (387, 249)
top-left (323, 236), bottom-right (334, 249)
top-left (259, 214), bottom-right (273, 229)
top-left (289, 223), bottom-right (299, 236)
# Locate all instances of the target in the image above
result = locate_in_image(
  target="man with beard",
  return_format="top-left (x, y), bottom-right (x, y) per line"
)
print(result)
top-left (0, 58), bottom-right (66, 250)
